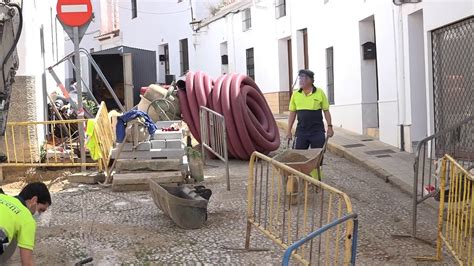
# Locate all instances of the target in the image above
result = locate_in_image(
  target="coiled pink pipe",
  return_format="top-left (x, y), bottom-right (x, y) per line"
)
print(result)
top-left (178, 71), bottom-right (280, 160)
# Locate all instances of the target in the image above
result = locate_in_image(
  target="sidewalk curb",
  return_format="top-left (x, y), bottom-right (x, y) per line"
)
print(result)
top-left (276, 120), bottom-right (414, 196)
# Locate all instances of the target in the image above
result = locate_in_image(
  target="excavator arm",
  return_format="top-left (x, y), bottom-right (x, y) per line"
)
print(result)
top-left (0, 0), bottom-right (22, 136)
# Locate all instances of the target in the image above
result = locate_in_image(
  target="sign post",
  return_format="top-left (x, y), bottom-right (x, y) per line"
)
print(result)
top-left (57, 0), bottom-right (93, 171)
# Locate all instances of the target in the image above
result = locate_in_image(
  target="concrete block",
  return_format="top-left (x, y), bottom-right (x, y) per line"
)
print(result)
top-left (151, 140), bottom-right (166, 149)
top-left (113, 171), bottom-right (183, 185)
top-left (112, 183), bottom-right (149, 192)
top-left (111, 148), bottom-right (185, 160)
top-left (120, 142), bottom-right (152, 152)
top-left (112, 171), bottom-right (184, 192)
top-left (135, 142), bottom-right (151, 151)
top-left (153, 131), bottom-right (183, 140)
top-left (115, 159), bottom-right (182, 171)
top-left (166, 139), bottom-right (183, 149)
top-left (68, 172), bottom-right (105, 184)
top-left (155, 120), bottom-right (182, 128)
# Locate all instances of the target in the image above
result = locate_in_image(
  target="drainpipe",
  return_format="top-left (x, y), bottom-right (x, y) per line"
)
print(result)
top-left (392, 4), bottom-right (407, 151)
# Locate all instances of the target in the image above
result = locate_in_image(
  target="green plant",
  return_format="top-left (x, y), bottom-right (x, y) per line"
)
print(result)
top-left (83, 98), bottom-right (99, 116)
top-left (186, 147), bottom-right (202, 159)
top-left (40, 141), bottom-right (47, 163)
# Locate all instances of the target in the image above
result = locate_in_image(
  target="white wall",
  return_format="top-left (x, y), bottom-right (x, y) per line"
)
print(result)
top-left (17, 0), bottom-right (65, 120)
top-left (117, 0), bottom-right (196, 83)
top-left (63, 0), bottom-right (473, 150)
top-left (406, 9), bottom-right (427, 143)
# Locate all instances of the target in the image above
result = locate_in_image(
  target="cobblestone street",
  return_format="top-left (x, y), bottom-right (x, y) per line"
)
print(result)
top-left (5, 137), bottom-right (455, 265)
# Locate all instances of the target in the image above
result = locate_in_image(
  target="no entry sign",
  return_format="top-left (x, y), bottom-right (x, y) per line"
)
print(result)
top-left (56, 0), bottom-right (92, 27)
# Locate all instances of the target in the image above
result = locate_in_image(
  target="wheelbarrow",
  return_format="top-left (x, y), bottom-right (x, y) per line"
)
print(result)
top-left (273, 138), bottom-right (328, 179)
top-left (272, 139), bottom-right (328, 204)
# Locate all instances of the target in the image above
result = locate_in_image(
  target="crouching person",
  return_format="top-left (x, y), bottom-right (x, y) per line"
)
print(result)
top-left (0, 182), bottom-right (51, 266)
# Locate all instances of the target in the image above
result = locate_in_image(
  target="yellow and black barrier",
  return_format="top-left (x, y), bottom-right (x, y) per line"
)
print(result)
top-left (245, 152), bottom-right (355, 265)
top-left (416, 154), bottom-right (473, 265)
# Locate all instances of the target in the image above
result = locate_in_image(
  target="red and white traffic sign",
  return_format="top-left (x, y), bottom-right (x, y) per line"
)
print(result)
top-left (56, 0), bottom-right (92, 27)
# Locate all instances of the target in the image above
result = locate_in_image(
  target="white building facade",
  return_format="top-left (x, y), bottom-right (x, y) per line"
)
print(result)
top-left (65, 0), bottom-right (214, 87)
top-left (1, 0), bottom-right (65, 159)
top-left (68, 0), bottom-right (473, 151)
top-left (191, 0), bottom-right (473, 151)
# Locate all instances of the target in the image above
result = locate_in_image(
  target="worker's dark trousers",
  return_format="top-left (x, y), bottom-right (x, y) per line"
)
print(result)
top-left (293, 131), bottom-right (326, 149)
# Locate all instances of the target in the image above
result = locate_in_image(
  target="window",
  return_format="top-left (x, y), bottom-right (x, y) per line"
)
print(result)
top-left (180, 39), bottom-right (189, 75)
top-left (164, 44), bottom-right (170, 75)
top-left (275, 0), bottom-right (286, 18)
top-left (242, 8), bottom-right (251, 31)
top-left (39, 26), bottom-right (45, 57)
top-left (246, 48), bottom-right (255, 81)
top-left (326, 47), bottom-right (334, 105)
top-left (131, 0), bottom-right (137, 19)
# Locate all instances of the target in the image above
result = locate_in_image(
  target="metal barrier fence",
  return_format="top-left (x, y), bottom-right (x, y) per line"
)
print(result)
top-left (92, 102), bottom-right (115, 175)
top-left (411, 116), bottom-right (474, 237)
top-left (2, 119), bottom-right (96, 168)
top-left (245, 152), bottom-right (356, 265)
top-left (282, 213), bottom-right (359, 266)
top-left (416, 155), bottom-right (474, 264)
top-left (200, 106), bottom-right (230, 191)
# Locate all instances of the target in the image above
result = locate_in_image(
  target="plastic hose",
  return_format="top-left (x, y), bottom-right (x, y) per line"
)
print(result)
top-left (178, 71), bottom-right (280, 160)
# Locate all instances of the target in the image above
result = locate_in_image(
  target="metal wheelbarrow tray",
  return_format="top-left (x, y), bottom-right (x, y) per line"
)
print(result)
top-left (273, 148), bottom-right (323, 175)
top-left (149, 179), bottom-right (209, 229)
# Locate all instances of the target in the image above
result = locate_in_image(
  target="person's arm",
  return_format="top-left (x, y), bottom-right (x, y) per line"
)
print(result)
top-left (324, 110), bottom-right (334, 137)
top-left (19, 247), bottom-right (35, 266)
top-left (17, 218), bottom-right (36, 266)
top-left (287, 111), bottom-right (297, 140)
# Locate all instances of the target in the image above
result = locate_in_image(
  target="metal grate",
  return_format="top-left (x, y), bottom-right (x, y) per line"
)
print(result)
top-left (432, 17), bottom-right (474, 160)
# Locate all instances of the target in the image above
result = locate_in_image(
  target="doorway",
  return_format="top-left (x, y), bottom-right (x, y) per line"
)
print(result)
top-left (278, 38), bottom-right (293, 98)
top-left (158, 44), bottom-right (170, 84)
top-left (359, 16), bottom-right (379, 137)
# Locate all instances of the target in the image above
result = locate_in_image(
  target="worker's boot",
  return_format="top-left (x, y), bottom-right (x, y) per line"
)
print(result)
top-left (310, 168), bottom-right (323, 181)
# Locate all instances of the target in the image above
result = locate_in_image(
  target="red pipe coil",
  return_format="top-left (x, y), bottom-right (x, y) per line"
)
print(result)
top-left (178, 71), bottom-right (280, 160)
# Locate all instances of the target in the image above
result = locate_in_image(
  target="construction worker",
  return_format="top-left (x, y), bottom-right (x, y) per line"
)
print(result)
top-left (0, 182), bottom-right (51, 265)
top-left (286, 69), bottom-right (334, 178)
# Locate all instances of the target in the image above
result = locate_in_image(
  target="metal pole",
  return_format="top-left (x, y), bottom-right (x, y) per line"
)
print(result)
top-left (73, 27), bottom-right (86, 171)
top-left (67, 58), bottom-right (99, 105)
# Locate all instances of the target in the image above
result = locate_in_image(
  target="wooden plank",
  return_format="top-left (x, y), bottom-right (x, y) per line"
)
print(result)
top-left (115, 159), bottom-right (182, 171)
top-left (113, 171), bottom-right (183, 185)
top-left (112, 183), bottom-right (149, 192)
top-left (111, 148), bottom-right (185, 160)
top-left (123, 53), bottom-right (134, 111)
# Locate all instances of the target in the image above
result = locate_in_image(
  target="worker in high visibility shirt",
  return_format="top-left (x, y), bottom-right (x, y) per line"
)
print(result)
top-left (0, 182), bottom-right (51, 265)
top-left (286, 69), bottom-right (334, 179)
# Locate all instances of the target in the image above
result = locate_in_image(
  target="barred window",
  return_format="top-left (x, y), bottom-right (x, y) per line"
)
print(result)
top-left (275, 0), bottom-right (286, 19)
top-left (246, 48), bottom-right (255, 81)
top-left (242, 8), bottom-right (251, 31)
